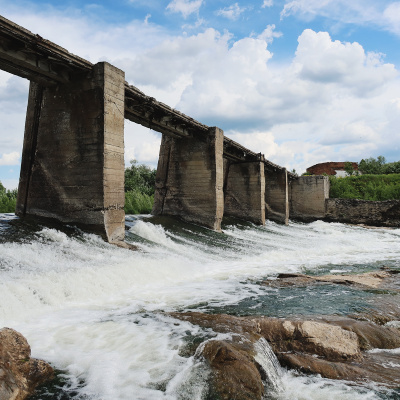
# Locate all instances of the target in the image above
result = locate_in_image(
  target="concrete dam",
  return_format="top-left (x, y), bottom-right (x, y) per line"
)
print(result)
top-left (0, 15), bottom-right (329, 245)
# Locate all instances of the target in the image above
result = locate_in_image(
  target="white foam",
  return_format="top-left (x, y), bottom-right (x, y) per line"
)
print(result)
top-left (1, 219), bottom-right (399, 399)
top-left (368, 347), bottom-right (400, 354)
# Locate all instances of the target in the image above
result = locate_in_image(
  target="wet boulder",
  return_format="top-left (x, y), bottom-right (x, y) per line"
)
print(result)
top-left (263, 270), bottom-right (394, 289)
top-left (256, 318), bottom-right (362, 361)
top-left (0, 327), bottom-right (54, 400)
top-left (322, 318), bottom-right (400, 350)
top-left (201, 339), bottom-right (264, 400)
top-left (170, 312), bottom-right (400, 386)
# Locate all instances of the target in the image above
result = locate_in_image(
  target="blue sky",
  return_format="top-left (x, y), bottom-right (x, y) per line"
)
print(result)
top-left (1, 0), bottom-right (400, 188)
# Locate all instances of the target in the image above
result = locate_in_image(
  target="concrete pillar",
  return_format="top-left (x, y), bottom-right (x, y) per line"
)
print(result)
top-left (152, 127), bottom-right (224, 231)
top-left (224, 161), bottom-right (265, 224)
top-left (16, 62), bottom-right (126, 244)
top-left (265, 167), bottom-right (289, 225)
top-left (290, 175), bottom-right (329, 221)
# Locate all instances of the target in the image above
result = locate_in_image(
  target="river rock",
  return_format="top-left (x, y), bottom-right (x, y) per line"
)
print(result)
top-left (170, 312), bottom-right (400, 386)
top-left (201, 339), bottom-right (264, 400)
top-left (172, 313), bottom-right (362, 361)
top-left (258, 319), bottom-right (361, 361)
top-left (0, 327), bottom-right (54, 400)
top-left (278, 352), bottom-right (400, 387)
top-left (264, 270), bottom-right (394, 289)
top-left (322, 318), bottom-right (400, 350)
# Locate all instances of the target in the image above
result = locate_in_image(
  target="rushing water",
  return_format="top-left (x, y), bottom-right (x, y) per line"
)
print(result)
top-left (0, 213), bottom-right (400, 399)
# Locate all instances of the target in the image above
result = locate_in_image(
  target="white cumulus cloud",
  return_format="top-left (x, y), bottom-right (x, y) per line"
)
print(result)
top-left (166, 0), bottom-right (203, 18)
top-left (0, 2), bottom-right (399, 176)
top-left (0, 152), bottom-right (20, 166)
top-left (216, 3), bottom-right (247, 21)
top-left (280, 0), bottom-right (400, 37)
top-left (262, 0), bottom-right (273, 8)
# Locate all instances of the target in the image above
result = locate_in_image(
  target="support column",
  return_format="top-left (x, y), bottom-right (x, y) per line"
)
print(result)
top-left (290, 175), bottom-right (329, 221)
top-left (224, 161), bottom-right (265, 225)
top-left (265, 167), bottom-right (289, 225)
top-left (152, 127), bottom-right (224, 231)
top-left (16, 62), bottom-right (126, 244)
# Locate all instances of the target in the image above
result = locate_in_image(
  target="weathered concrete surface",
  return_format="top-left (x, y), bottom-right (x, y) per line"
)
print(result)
top-left (3, 14), bottom-right (302, 236)
top-left (325, 198), bottom-right (400, 227)
top-left (0, 327), bottom-right (54, 400)
top-left (0, 15), bottom-right (92, 85)
top-left (265, 167), bottom-right (289, 224)
top-left (152, 127), bottom-right (224, 231)
top-left (224, 161), bottom-right (265, 225)
top-left (16, 62), bottom-right (126, 244)
top-left (290, 175), bottom-right (329, 221)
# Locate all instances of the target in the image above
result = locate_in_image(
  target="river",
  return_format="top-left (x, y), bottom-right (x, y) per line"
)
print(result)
top-left (0, 213), bottom-right (399, 399)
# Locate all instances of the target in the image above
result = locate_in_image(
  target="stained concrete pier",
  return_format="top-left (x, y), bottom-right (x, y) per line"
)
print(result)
top-left (0, 15), bottom-right (329, 241)
top-left (152, 127), bottom-right (224, 231)
top-left (16, 62), bottom-right (126, 243)
top-left (224, 159), bottom-right (266, 225)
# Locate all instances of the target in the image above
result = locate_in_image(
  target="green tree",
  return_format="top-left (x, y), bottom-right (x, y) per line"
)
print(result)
top-left (344, 161), bottom-right (354, 176)
top-left (0, 181), bottom-right (17, 213)
top-left (0, 181), bottom-right (6, 196)
top-left (124, 160), bottom-right (156, 196)
top-left (358, 156), bottom-right (386, 174)
top-left (124, 160), bottom-right (156, 214)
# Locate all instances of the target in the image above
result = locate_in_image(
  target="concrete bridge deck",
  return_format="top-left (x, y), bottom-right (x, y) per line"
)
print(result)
top-left (0, 15), bottom-right (328, 243)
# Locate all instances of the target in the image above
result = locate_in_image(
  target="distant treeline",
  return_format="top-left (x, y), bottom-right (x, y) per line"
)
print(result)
top-left (0, 182), bottom-right (17, 213)
top-left (358, 156), bottom-right (400, 175)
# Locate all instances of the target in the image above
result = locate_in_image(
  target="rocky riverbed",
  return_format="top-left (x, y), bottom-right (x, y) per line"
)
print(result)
top-left (169, 268), bottom-right (400, 400)
top-left (1, 268), bottom-right (399, 400)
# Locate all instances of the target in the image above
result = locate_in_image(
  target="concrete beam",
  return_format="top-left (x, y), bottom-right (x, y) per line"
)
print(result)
top-left (16, 62), bottom-right (126, 244)
top-left (0, 15), bottom-right (92, 85)
top-left (152, 127), bottom-right (224, 230)
top-left (224, 160), bottom-right (265, 225)
top-left (124, 85), bottom-right (209, 138)
top-left (265, 166), bottom-right (289, 224)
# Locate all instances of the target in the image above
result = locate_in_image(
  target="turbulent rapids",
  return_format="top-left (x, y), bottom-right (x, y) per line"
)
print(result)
top-left (0, 213), bottom-right (400, 399)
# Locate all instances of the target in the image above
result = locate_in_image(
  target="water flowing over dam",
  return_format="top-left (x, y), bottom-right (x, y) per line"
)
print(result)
top-left (1, 213), bottom-right (399, 399)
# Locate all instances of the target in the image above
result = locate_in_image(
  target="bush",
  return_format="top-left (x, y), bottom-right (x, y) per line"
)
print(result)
top-left (124, 160), bottom-right (156, 214)
top-left (125, 190), bottom-right (154, 214)
top-left (329, 174), bottom-right (400, 201)
top-left (0, 181), bottom-right (17, 213)
top-left (125, 160), bottom-right (156, 196)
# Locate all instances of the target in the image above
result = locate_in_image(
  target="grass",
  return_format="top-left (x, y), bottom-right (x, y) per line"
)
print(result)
top-left (125, 190), bottom-right (154, 214)
top-left (329, 174), bottom-right (400, 201)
